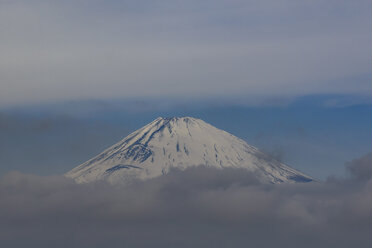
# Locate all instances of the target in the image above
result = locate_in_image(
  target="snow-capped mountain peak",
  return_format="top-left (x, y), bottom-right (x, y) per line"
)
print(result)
top-left (66, 117), bottom-right (313, 184)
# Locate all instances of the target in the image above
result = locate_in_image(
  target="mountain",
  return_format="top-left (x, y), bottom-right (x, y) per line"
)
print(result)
top-left (66, 117), bottom-right (313, 184)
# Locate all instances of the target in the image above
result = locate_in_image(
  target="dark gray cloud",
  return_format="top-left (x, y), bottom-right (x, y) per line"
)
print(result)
top-left (1, 156), bottom-right (372, 248)
top-left (1, 0), bottom-right (372, 106)
top-left (347, 153), bottom-right (372, 181)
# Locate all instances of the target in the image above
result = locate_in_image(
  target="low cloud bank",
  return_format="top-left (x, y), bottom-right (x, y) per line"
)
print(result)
top-left (1, 155), bottom-right (372, 248)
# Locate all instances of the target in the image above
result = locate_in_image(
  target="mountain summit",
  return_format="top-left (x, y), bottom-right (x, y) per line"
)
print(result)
top-left (66, 117), bottom-right (313, 184)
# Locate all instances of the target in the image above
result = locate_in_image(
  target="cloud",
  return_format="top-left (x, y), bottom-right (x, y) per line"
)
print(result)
top-left (1, 157), bottom-right (372, 248)
top-left (1, 0), bottom-right (372, 106)
top-left (347, 153), bottom-right (372, 181)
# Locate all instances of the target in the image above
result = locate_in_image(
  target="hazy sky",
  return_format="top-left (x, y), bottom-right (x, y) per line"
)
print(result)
top-left (1, 0), bottom-right (372, 106)
top-left (1, 96), bottom-right (371, 180)
top-left (1, 0), bottom-right (372, 179)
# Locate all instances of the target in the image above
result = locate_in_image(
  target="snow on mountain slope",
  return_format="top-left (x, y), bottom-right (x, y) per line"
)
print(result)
top-left (65, 117), bottom-right (313, 184)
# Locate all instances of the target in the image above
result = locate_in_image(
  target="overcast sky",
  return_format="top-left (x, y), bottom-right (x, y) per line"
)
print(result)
top-left (1, 0), bottom-right (372, 106)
